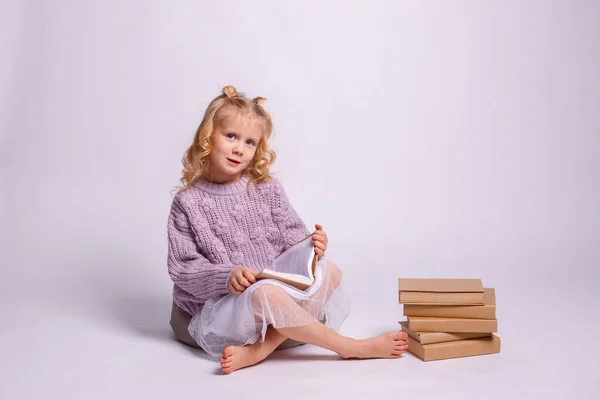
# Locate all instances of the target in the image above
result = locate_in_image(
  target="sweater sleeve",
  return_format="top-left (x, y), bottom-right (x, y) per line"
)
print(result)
top-left (269, 178), bottom-right (311, 252)
top-left (167, 197), bottom-right (235, 301)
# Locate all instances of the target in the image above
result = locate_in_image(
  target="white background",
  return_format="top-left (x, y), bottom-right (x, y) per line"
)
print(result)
top-left (1, 1), bottom-right (599, 398)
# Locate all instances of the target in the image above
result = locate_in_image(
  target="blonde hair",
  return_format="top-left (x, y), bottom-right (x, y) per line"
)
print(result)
top-left (175, 85), bottom-right (276, 192)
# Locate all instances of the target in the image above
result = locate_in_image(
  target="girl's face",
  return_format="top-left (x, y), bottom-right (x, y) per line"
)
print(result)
top-left (208, 111), bottom-right (264, 184)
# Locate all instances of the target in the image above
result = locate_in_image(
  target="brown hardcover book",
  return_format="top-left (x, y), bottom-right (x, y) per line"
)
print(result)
top-left (407, 316), bottom-right (497, 333)
top-left (398, 278), bottom-right (484, 305)
top-left (403, 288), bottom-right (496, 319)
top-left (399, 321), bottom-right (492, 344)
top-left (407, 335), bottom-right (501, 361)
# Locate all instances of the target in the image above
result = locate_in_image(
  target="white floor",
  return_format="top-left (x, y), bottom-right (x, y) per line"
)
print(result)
top-left (1, 264), bottom-right (598, 400)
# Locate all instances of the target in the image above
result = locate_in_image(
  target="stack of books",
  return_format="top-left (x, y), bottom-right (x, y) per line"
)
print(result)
top-left (398, 278), bottom-right (501, 361)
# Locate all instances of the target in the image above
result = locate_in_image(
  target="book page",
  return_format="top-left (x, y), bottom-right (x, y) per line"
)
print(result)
top-left (258, 271), bottom-right (312, 286)
top-left (266, 235), bottom-right (314, 279)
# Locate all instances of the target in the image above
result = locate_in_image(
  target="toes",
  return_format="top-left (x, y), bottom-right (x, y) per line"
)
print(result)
top-left (222, 359), bottom-right (233, 366)
top-left (394, 342), bottom-right (408, 352)
top-left (222, 346), bottom-right (235, 358)
top-left (397, 331), bottom-right (408, 340)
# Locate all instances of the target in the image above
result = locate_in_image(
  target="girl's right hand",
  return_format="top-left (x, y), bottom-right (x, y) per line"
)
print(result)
top-left (228, 267), bottom-right (257, 295)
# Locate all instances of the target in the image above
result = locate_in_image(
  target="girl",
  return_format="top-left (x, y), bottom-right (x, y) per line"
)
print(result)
top-left (167, 85), bottom-right (409, 374)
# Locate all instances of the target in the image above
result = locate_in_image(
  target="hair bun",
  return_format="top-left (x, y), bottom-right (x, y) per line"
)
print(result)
top-left (253, 97), bottom-right (266, 106)
top-left (222, 85), bottom-right (237, 98)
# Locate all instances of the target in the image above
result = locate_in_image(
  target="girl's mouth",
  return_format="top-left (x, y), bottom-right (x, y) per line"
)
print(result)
top-left (227, 158), bottom-right (241, 166)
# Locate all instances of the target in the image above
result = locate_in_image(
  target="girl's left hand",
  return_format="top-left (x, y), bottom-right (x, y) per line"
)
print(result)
top-left (312, 224), bottom-right (328, 259)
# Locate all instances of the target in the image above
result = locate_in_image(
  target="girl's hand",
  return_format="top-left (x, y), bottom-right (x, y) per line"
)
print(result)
top-left (228, 267), bottom-right (257, 295)
top-left (312, 224), bottom-right (328, 260)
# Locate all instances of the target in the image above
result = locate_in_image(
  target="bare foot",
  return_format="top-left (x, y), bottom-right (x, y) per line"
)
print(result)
top-left (340, 331), bottom-right (409, 359)
top-left (220, 345), bottom-right (268, 374)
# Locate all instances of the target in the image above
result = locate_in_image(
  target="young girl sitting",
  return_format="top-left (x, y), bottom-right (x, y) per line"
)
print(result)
top-left (167, 85), bottom-right (409, 374)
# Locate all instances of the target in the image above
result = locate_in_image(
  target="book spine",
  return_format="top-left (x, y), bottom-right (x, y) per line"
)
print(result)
top-left (419, 332), bottom-right (493, 345)
top-left (408, 318), bottom-right (497, 333)
top-left (399, 291), bottom-right (485, 305)
top-left (403, 305), bottom-right (496, 319)
top-left (417, 335), bottom-right (501, 361)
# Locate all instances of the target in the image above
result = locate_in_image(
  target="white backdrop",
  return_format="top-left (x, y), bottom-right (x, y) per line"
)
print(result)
top-left (1, 1), bottom-right (599, 398)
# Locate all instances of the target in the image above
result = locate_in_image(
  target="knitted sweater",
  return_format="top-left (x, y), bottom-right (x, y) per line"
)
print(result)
top-left (167, 175), bottom-right (310, 316)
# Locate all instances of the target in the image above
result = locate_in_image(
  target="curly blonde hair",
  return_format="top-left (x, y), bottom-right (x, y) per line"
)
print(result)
top-left (175, 85), bottom-right (276, 192)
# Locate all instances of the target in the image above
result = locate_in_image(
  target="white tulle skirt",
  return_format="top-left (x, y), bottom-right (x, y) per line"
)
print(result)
top-left (188, 257), bottom-right (351, 358)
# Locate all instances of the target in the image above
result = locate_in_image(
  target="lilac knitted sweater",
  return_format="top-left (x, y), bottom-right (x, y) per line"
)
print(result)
top-left (167, 175), bottom-right (310, 316)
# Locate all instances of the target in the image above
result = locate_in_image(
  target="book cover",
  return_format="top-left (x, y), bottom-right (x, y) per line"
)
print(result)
top-left (398, 321), bottom-right (492, 345)
top-left (403, 288), bottom-right (496, 319)
top-left (399, 291), bottom-right (485, 305)
top-left (398, 278), bottom-right (484, 293)
top-left (407, 316), bottom-right (497, 333)
top-left (407, 335), bottom-right (501, 361)
top-left (398, 278), bottom-right (485, 305)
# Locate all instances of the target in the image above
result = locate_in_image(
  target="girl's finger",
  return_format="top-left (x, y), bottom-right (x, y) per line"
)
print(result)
top-left (229, 284), bottom-right (241, 295)
top-left (313, 237), bottom-right (325, 245)
top-left (239, 277), bottom-right (251, 288)
top-left (232, 281), bottom-right (244, 292)
top-left (243, 270), bottom-right (256, 283)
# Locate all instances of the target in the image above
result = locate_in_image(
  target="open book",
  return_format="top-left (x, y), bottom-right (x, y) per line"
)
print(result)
top-left (255, 234), bottom-right (318, 290)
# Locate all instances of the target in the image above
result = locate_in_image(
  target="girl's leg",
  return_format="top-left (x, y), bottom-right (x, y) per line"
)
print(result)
top-left (220, 262), bottom-right (339, 375)
top-left (220, 284), bottom-right (408, 374)
top-left (220, 325), bottom-right (287, 374)
top-left (276, 322), bottom-right (408, 360)
top-left (298, 259), bottom-right (343, 316)
top-left (255, 285), bottom-right (409, 358)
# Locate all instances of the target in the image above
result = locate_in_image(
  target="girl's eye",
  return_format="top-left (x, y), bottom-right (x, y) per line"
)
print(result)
top-left (226, 133), bottom-right (235, 139)
top-left (246, 140), bottom-right (255, 146)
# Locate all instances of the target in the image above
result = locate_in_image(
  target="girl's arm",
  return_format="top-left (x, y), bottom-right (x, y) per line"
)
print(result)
top-left (269, 178), bottom-right (311, 253)
top-left (167, 198), bottom-right (235, 301)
